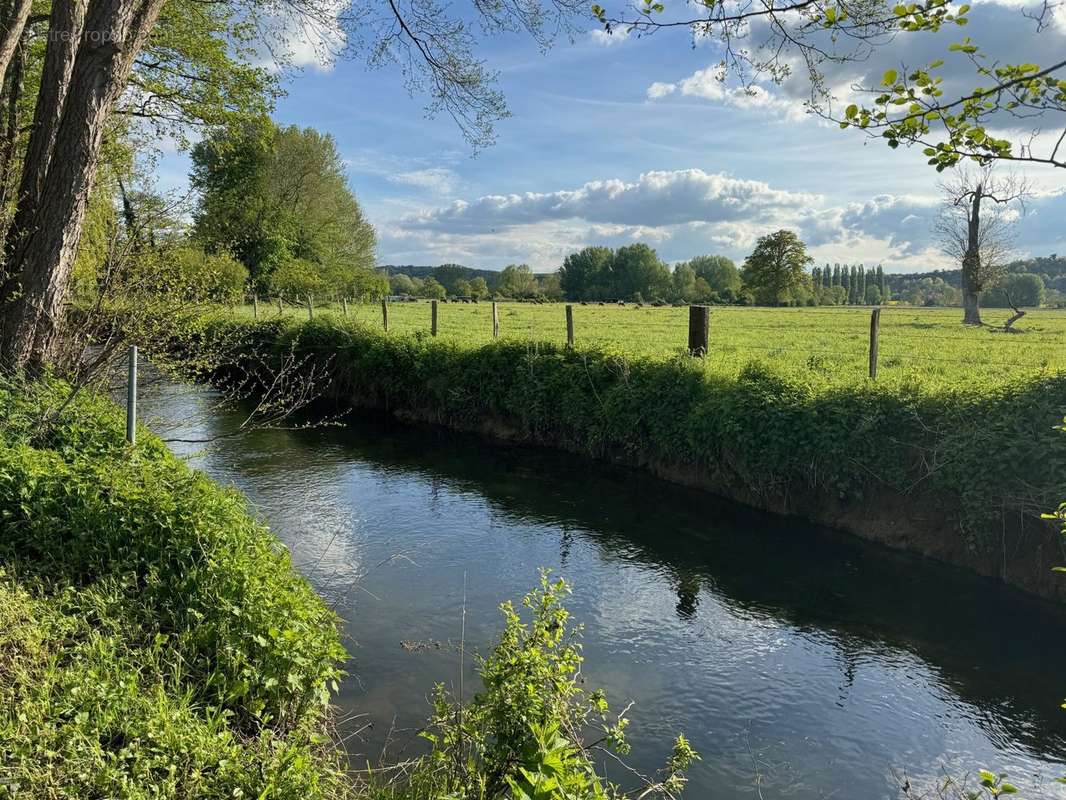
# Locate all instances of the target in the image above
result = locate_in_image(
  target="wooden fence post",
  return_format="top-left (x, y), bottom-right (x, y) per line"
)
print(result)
top-left (492, 301), bottom-right (499, 339)
top-left (565, 304), bottom-right (574, 348)
top-left (381, 298), bottom-right (389, 332)
top-left (252, 294), bottom-right (259, 319)
top-left (431, 299), bottom-right (438, 336)
top-left (307, 295), bottom-right (314, 321)
top-left (688, 305), bottom-right (709, 356)
top-left (342, 296), bottom-right (349, 318)
top-left (126, 345), bottom-right (138, 445)
top-left (868, 307), bottom-right (881, 379)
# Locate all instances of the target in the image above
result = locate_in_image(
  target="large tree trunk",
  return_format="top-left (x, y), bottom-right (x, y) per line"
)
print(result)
top-left (13, 0), bottom-right (87, 219)
top-left (962, 285), bottom-right (982, 325)
top-left (0, 0), bottom-right (165, 373)
top-left (960, 186), bottom-right (984, 326)
top-left (0, 0), bottom-right (32, 83)
top-left (0, 33), bottom-right (24, 209)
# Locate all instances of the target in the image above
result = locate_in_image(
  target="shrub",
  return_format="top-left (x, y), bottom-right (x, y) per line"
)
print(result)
top-left (157, 314), bottom-right (1066, 565)
top-left (389, 573), bottom-right (698, 800)
top-left (0, 376), bottom-right (347, 798)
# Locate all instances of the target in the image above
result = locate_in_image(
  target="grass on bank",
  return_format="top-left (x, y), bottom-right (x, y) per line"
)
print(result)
top-left (162, 309), bottom-right (1066, 583)
top-left (230, 301), bottom-right (1066, 383)
top-left (0, 377), bottom-right (350, 799)
top-left (0, 375), bottom-right (699, 800)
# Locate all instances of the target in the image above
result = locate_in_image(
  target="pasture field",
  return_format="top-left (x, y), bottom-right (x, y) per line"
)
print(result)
top-left (232, 300), bottom-right (1066, 385)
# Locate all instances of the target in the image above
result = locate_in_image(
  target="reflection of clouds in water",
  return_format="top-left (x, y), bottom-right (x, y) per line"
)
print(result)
top-left (137, 380), bottom-right (1066, 800)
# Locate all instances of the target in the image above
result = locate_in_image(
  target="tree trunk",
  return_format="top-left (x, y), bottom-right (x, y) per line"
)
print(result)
top-left (960, 186), bottom-right (984, 326)
top-left (0, 0), bottom-right (31, 84)
top-left (962, 286), bottom-right (982, 325)
top-left (9, 0), bottom-right (87, 226)
top-left (0, 0), bottom-right (165, 373)
top-left (0, 34), bottom-right (24, 209)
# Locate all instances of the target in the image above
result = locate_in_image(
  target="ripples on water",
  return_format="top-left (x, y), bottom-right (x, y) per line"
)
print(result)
top-left (142, 381), bottom-right (1066, 799)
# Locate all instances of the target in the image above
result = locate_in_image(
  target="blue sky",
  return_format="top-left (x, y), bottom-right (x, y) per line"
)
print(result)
top-left (157, 0), bottom-right (1066, 273)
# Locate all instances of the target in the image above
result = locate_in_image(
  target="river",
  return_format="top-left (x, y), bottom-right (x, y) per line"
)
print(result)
top-left (140, 379), bottom-right (1066, 799)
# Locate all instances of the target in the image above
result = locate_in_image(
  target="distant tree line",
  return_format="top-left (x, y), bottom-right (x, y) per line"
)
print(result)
top-left (811, 264), bottom-right (888, 306)
top-left (386, 245), bottom-right (1064, 309)
top-left (884, 254), bottom-right (1060, 308)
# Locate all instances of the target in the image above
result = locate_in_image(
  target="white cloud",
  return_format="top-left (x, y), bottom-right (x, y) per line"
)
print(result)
top-left (590, 27), bottom-right (630, 46)
top-left (646, 82), bottom-right (677, 100)
top-left (398, 169), bottom-right (818, 233)
top-left (254, 2), bottom-right (347, 73)
top-left (647, 65), bottom-right (809, 121)
top-left (378, 165), bottom-right (1066, 271)
top-left (388, 167), bottom-right (461, 196)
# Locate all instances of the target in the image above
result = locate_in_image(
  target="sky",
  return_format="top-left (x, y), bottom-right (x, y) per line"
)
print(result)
top-left (157, 0), bottom-right (1066, 273)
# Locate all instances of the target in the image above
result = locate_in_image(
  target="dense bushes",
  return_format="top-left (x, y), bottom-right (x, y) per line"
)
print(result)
top-left (0, 377), bottom-right (348, 798)
top-left (159, 314), bottom-right (1066, 598)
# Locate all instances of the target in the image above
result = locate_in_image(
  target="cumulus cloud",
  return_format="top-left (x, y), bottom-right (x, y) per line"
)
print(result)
top-left (838, 194), bottom-right (940, 257)
top-left (648, 65), bottom-right (808, 121)
top-left (398, 169), bottom-right (818, 233)
top-left (378, 164), bottom-right (1066, 270)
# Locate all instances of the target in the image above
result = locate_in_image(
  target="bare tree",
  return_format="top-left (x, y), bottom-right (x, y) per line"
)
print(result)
top-left (933, 166), bottom-right (1028, 326)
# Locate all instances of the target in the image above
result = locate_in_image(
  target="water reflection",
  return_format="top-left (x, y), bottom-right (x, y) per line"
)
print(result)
top-left (140, 381), bottom-right (1066, 799)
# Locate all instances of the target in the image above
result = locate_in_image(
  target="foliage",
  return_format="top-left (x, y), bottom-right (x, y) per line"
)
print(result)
top-left (741, 230), bottom-right (814, 306)
top-left (271, 256), bottom-right (330, 300)
top-left (130, 0), bottom-right (277, 147)
top-left (0, 376), bottom-right (348, 798)
top-left (560, 247), bottom-right (614, 300)
top-left (985, 273), bottom-right (1045, 308)
top-left (162, 245), bottom-right (249, 303)
top-left (383, 573), bottom-right (697, 799)
top-left (154, 307), bottom-right (1066, 571)
top-left (497, 264), bottom-right (539, 299)
top-left (685, 255), bottom-right (741, 295)
top-left (420, 276), bottom-right (448, 300)
top-left (191, 120), bottom-right (376, 291)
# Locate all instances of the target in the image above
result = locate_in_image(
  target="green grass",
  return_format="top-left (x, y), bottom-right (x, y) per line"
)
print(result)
top-left (0, 377), bottom-right (350, 799)
top-left (231, 301), bottom-right (1066, 384)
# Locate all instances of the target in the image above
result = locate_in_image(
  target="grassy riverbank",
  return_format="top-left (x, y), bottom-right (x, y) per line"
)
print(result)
top-left (0, 377), bottom-right (350, 798)
top-left (160, 310), bottom-right (1066, 601)
top-left (0, 374), bottom-right (698, 798)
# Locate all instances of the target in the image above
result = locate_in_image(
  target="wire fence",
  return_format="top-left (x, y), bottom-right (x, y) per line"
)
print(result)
top-left (240, 296), bottom-right (1066, 379)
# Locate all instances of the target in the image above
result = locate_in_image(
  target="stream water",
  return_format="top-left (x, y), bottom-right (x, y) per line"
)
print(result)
top-left (140, 380), bottom-right (1066, 799)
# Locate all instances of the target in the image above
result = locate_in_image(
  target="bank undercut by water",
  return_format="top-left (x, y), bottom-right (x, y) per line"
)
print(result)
top-left (152, 313), bottom-right (1066, 603)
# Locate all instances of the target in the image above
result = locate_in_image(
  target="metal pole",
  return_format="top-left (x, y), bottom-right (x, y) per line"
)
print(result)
top-left (126, 345), bottom-right (138, 445)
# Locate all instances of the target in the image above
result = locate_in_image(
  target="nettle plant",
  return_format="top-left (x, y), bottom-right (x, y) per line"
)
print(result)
top-left (417, 572), bottom-right (699, 800)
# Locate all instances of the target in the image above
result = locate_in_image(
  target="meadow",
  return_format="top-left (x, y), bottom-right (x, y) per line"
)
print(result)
top-left (234, 300), bottom-right (1066, 385)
